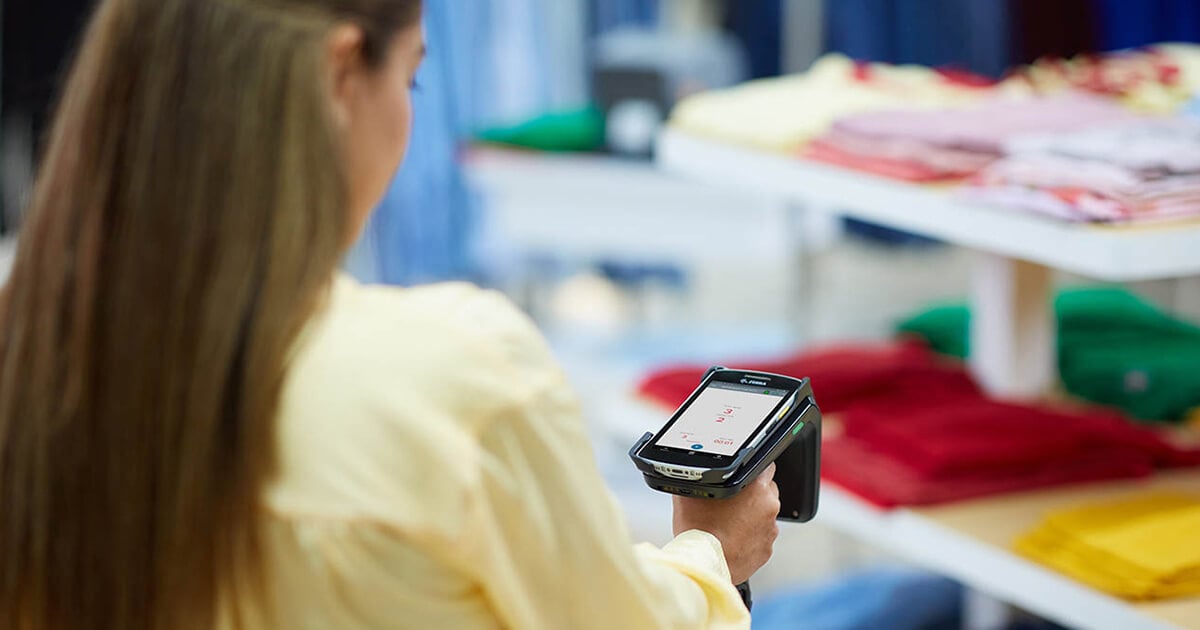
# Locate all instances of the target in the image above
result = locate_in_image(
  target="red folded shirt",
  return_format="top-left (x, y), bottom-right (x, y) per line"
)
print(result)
top-left (636, 340), bottom-right (980, 415)
top-left (840, 399), bottom-right (1190, 479)
top-left (821, 436), bottom-right (1156, 509)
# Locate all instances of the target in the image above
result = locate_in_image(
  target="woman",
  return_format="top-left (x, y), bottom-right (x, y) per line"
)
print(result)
top-left (0, 1), bottom-right (780, 628)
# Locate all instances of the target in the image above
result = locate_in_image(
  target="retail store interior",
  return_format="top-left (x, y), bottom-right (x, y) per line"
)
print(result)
top-left (5, 1), bottom-right (1200, 629)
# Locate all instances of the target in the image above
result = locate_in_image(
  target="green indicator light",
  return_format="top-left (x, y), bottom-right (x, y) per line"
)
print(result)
top-left (792, 421), bottom-right (805, 435)
top-left (763, 390), bottom-right (771, 394)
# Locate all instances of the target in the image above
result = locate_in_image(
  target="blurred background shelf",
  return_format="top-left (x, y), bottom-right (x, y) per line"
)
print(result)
top-left (465, 145), bottom-right (835, 264)
top-left (658, 129), bottom-right (1200, 283)
top-left (464, 145), bottom-right (844, 335)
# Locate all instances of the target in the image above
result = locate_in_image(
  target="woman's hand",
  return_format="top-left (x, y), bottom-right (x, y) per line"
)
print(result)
top-left (671, 463), bottom-right (780, 585)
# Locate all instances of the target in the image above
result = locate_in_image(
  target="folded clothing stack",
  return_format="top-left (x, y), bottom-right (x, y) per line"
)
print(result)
top-left (963, 118), bottom-right (1200, 224)
top-left (667, 43), bottom-right (1200, 158)
top-left (896, 286), bottom-right (1200, 423)
top-left (637, 340), bottom-right (980, 414)
top-left (668, 53), bottom-right (993, 153)
top-left (1011, 44), bottom-right (1200, 114)
top-left (824, 398), bottom-right (1198, 508)
top-left (1016, 493), bottom-right (1200, 600)
top-left (637, 341), bottom-right (1200, 509)
top-left (802, 93), bottom-right (1138, 182)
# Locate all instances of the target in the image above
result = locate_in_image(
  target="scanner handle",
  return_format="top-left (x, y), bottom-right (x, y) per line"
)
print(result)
top-left (736, 581), bottom-right (752, 611)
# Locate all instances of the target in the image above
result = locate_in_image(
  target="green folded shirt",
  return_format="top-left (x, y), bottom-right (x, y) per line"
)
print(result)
top-left (897, 287), bottom-right (1200, 423)
top-left (474, 107), bottom-right (606, 153)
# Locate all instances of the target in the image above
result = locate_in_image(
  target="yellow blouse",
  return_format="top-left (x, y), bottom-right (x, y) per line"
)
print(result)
top-left (235, 275), bottom-right (749, 628)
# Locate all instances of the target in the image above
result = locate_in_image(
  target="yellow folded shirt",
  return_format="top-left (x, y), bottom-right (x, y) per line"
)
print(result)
top-left (668, 53), bottom-right (994, 152)
top-left (1018, 524), bottom-right (1200, 599)
top-left (1015, 493), bottom-right (1200, 600)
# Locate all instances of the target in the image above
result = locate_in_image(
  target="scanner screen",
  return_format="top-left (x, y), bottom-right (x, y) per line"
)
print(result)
top-left (654, 382), bottom-right (788, 456)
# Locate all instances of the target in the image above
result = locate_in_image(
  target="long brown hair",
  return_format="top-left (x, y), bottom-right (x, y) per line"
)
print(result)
top-left (0, 0), bottom-right (419, 628)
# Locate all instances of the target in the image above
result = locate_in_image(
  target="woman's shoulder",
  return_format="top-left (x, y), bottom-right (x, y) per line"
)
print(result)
top-left (316, 274), bottom-right (559, 396)
top-left (269, 274), bottom-right (568, 520)
top-left (284, 274), bottom-right (563, 423)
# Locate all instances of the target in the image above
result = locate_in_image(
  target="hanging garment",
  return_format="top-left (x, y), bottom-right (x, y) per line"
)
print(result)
top-left (752, 568), bottom-right (963, 630)
top-left (823, 0), bottom-right (996, 74)
top-left (1, 0), bottom-right (94, 231)
top-left (1095, 0), bottom-right (1200, 52)
top-left (351, 1), bottom-right (480, 285)
top-left (1, 0), bottom-right (93, 154)
top-left (533, 0), bottom-right (590, 115)
top-left (1009, 0), bottom-right (1099, 66)
top-left (723, 0), bottom-right (783, 79)
top-left (591, 0), bottom-right (659, 34)
top-left (364, 76), bottom-right (476, 284)
top-left (351, 0), bottom-right (594, 284)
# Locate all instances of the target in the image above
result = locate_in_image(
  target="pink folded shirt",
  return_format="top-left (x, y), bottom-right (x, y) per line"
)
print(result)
top-left (832, 93), bottom-right (1140, 155)
top-left (965, 152), bottom-right (1200, 223)
top-left (1006, 119), bottom-right (1200, 175)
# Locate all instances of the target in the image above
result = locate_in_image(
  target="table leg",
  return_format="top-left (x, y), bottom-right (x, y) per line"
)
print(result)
top-left (786, 201), bottom-right (816, 346)
top-left (964, 588), bottom-right (1012, 630)
top-left (1172, 276), bottom-right (1200, 322)
top-left (969, 253), bottom-right (1056, 398)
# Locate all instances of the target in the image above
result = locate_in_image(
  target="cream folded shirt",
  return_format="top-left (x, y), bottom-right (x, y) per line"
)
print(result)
top-left (230, 274), bottom-right (748, 629)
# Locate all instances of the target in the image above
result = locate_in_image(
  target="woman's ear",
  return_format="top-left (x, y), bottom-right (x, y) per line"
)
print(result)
top-left (325, 23), bottom-right (367, 129)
